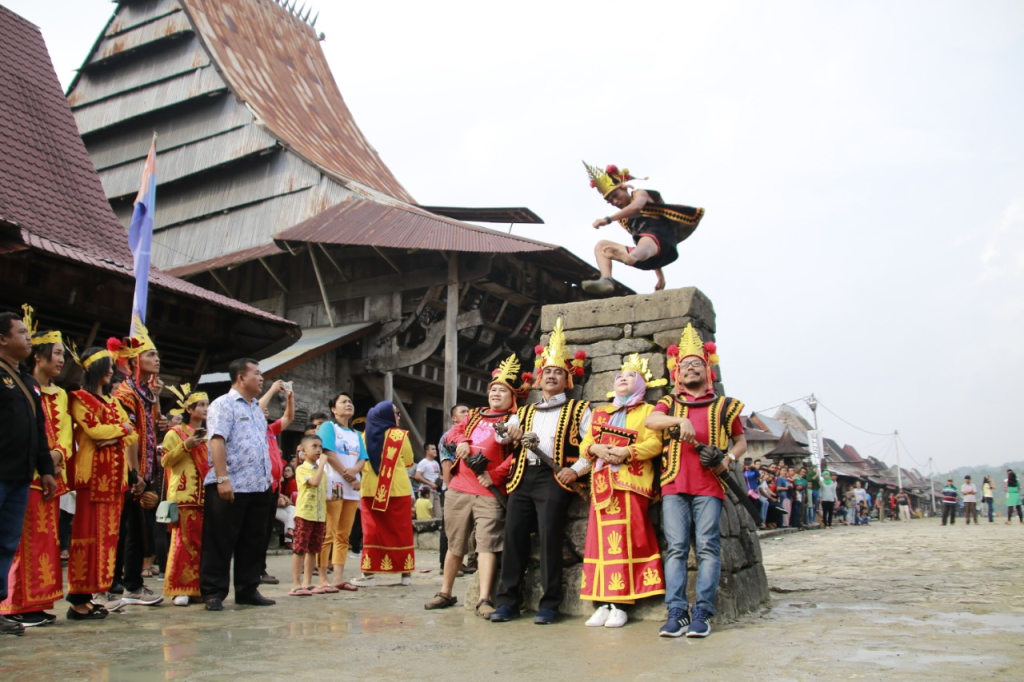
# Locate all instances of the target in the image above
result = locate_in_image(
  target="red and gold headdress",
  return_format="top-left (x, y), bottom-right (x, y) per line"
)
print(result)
top-left (166, 383), bottom-right (208, 416)
top-left (107, 315), bottom-right (156, 369)
top-left (665, 323), bottom-right (719, 392)
top-left (21, 304), bottom-right (62, 346)
top-left (583, 161), bottom-right (644, 198)
top-left (489, 354), bottom-right (532, 402)
top-left (533, 317), bottom-right (586, 389)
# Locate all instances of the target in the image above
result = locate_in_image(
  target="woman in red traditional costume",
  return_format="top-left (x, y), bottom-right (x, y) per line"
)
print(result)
top-left (161, 384), bottom-right (209, 606)
top-left (0, 306), bottom-right (71, 627)
top-left (579, 354), bottom-right (667, 628)
top-left (65, 347), bottom-right (137, 620)
top-left (350, 401), bottom-right (415, 587)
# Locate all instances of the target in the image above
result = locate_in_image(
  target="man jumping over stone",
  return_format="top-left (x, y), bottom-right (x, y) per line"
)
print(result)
top-left (581, 162), bottom-right (704, 297)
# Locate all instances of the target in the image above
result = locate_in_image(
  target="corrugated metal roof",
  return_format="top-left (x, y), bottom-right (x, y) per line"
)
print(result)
top-left (0, 5), bottom-right (296, 330)
top-left (69, 36), bottom-right (211, 108)
top-left (106, 0), bottom-right (182, 37)
top-left (275, 197), bottom-right (556, 254)
top-left (198, 322), bottom-right (378, 384)
top-left (89, 9), bottom-right (192, 65)
top-left (420, 206), bottom-right (545, 225)
top-left (99, 123), bottom-right (279, 198)
top-left (164, 243), bottom-right (283, 278)
top-left (764, 431), bottom-right (811, 458)
top-left (73, 65), bottom-right (227, 135)
top-left (182, 0), bottom-right (415, 204)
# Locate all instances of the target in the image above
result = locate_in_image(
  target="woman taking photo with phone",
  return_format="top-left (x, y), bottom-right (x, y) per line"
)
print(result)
top-left (161, 385), bottom-right (210, 606)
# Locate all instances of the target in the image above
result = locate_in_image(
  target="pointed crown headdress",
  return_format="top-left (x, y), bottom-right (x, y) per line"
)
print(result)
top-left (533, 317), bottom-right (586, 389)
top-left (107, 314), bottom-right (156, 363)
top-left (489, 353), bottom-right (532, 400)
top-left (21, 304), bottom-right (62, 346)
top-left (583, 161), bottom-right (643, 198)
top-left (620, 353), bottom-right (668, 389)
top-left (166, 383), bottom-right (208, 416)
top-left (665, 323), bottom-right (720, 391)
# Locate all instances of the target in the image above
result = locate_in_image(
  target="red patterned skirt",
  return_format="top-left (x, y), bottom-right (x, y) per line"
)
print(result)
top-left (163, 506), bottom-right (203, 597)
top-left (66, 488), bottom-right (124, 596)
top-left (360, 496), bottom-right (414, 574)
top-left (581, 486), bottom-right (665, 603)
top-left (0, 489), bottom-right (62, 614)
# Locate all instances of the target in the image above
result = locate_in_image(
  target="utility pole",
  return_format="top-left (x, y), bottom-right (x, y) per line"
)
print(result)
top-left (807, 393), bottom-right (818, 429)
top-left (894, 429), bottom-right (902, 489)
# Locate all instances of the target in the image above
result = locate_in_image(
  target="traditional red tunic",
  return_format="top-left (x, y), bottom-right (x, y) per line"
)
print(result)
top-left (66, 390), bottom-right (136, 596)
top-left (161, 425), bottom-right (209, 598)
top-left (579, 403), bottom-right (665, 603)
top-left (359, 428), bottom-right (415, 574)
top-left (1, 385), bottom-right (71, 616)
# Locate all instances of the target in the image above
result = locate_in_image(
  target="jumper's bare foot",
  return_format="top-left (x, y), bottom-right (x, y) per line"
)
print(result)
top-left (600, 243), bottom-right (636, 266)
top-left (581, 277), bottom-right (616, 297)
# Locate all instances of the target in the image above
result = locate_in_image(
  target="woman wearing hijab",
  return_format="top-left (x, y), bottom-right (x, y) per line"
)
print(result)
top-left (819, 471), bottom-right (837, 529)
top-left (578, 355), bottom-right (666, 629)
top-left (350, 402), bottom-right (415, 586)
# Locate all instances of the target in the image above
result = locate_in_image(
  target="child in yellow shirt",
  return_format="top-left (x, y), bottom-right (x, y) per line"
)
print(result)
top-left (290, 435), bottom-right (328, 596)
top-left (414, 488), bottom-right (433, 520)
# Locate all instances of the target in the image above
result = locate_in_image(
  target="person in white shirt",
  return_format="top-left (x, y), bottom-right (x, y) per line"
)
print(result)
top-left (413, 445), bottom-right (442, 519)
top-left (961, 475), bottom-right (978, 525)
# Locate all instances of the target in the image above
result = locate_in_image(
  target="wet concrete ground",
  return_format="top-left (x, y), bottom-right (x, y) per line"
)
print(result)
top-left (1, 518), bottom-right (1022, 680)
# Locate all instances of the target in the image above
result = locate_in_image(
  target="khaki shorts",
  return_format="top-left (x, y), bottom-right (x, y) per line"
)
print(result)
top-left (444, 488), bottom-right (505, 556)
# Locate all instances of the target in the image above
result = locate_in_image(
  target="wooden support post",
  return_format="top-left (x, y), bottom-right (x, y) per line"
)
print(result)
top-left (443, 253), bottom-right (459, 430)
top-left (383, 371), bottom-right (394, 401)
top-left (308, 247), bottom-right (335, 328)
top-left (258, 257), bottom-right (289, 293)
top-left (84, 320), bottom-right (101, 349)
top-left (318, 244), bottom-right (349, 282)
top-left (210, 271), bottom-right (233, 298)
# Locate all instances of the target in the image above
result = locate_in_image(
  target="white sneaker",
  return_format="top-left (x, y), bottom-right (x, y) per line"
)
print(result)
top-left (399, 575), bottom-right (412, 587)
top-left (604, 605), bottom-right (628, 628)
top-left (350, 574), bottom-right (377, 587)
top-left (585, 604), bottom-right (612, 627)
top-left (173, 596), bottom-right (189, 607)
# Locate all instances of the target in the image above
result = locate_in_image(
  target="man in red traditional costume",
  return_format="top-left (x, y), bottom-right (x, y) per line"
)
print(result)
top-left (579, 354), bottom-right (667, 629)
top-left (109, 320), bottom-right (164, 606)
top-left (0, 307), bottom-right (60, 632)
top-left (490, 318), bottom-right (592, 625)
top-left (646, 324), bottom-right (747, 639)
top-left (580, 162), bottom-right (704, 296)
top-left (161, 384), bottom-right (209, 606)
top-left (66, 346), bottom-right (138, 620)
top-left (424, 354), bottom-right (528, 617)
top-left (351, 401), bottom-right (416, 587)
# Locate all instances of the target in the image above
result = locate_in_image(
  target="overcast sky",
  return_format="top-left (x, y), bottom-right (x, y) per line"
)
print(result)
top-left (5, 0), bottom-right (1022, 473)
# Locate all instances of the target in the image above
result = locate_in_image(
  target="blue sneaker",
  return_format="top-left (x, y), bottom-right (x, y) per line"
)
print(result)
top-left (685, 608), bottom-right (712, 638)
top-left (533, 607), bottom-right (558, 625)
top-left (658, 607), bottom-right (690, 637)
top-left (489, 605), bottom-right (520, 622)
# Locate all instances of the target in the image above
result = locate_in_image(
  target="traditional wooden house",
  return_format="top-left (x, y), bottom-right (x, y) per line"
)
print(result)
top-left (67, 0), bottom-right (629, 451)
top-left (0, 4), bottom-right (297, 382)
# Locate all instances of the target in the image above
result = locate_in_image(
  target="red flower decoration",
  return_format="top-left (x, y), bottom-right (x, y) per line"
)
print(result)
top-left (666, 344), bottom-right (679, 357)
top-left (573, 366), bottom-right (585, 377)
top-left (520, 372), bottom-right (533, 384)
top-left (534, 344), bottom-right (546, 355)
top-left (589, 180), bottom-right (596, 188)
top-left (574, 350), bottom-right (587, 360)
top-left (106, 337), bottom-right (122, 353)
top-left (704, 341), bottom-right (717, 354)
top-left (605, 164), bottom-right (619, 175)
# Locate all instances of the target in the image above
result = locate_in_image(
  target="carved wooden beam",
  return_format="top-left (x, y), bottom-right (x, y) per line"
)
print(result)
top-left (355, 309), bottom-right (483, 374)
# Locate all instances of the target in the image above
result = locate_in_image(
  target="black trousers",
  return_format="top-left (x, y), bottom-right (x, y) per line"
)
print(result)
top-left (821, 501), bottom-right (835, 527)
top-left (59, 509), bottom-right (73, 552)
top-left (200, 486), bottom-right (271, 601)
top-left (114, 491), bottom-right (146, 592)
top-left (495, 465), bottom-right (572, 612)
top-left (942, 504), bottom-right (956, 525)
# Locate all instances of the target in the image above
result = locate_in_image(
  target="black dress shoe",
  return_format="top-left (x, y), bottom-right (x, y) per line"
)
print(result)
top-left (533, 607), bottom-right (558, 625)
top-left (259, 573), bottom-right (280, 585)
top-left (235, 592), bottom-right (276, 606)
top-left (204, 598), bottom-right (224, 612)
top-left (66, 606), bottom-right (107, 621)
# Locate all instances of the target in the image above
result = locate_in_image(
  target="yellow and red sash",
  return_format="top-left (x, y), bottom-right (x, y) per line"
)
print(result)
top-left (590, 412), bottom-right (637, 512)
top-left (371, 428), bottom-right (407, 513)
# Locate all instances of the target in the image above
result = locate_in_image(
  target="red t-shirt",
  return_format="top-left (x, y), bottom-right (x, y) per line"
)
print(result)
top-left (654, 391), bottom-right (744, 499)
top-left (266, 419), bottom-right (283, 492)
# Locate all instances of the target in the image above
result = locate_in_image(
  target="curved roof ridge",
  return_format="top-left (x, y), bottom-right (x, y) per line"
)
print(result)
top-left (181, 0), bottom-right (415, 204)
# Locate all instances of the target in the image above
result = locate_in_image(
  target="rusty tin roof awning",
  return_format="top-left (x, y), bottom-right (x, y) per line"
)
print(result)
top-left (198, 322), bottom-right (379, 385)
top-left (274, 197), bottom-right (556, 254)
top-left (418, 206), bottom-right (544, 224)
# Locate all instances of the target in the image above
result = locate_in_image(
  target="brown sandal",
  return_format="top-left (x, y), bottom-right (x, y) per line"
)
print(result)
top-left (424, 592), bottom-right (458, 610)
top-left (475, 598), bottom-right (496, 618)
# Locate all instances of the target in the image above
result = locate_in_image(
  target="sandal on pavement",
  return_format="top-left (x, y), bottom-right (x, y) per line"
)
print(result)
top-left (288, 588), bottom-right (313, 597)
top-left (312, 585), bottom-right (339, 594)
top-left (334, 582), bottom-right (359, 592)
top-left (424, 592), bottom-right (458, 610)
top-left (475, 599), bottom-right (496, 618)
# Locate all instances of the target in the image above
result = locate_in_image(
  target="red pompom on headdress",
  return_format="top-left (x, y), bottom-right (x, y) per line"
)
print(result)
top-left (574, 350), bottom-right (587, 360)
top-left (666, 344), bottom-right (680, 358)
top-left (704, 341), bottom-right (717, 354)
top-left (534, 344), bottom-right (546, 355)
top-left (520, 372), bottom-right (533, 385)
top-left (106, 337), bottom-right (123, 354)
